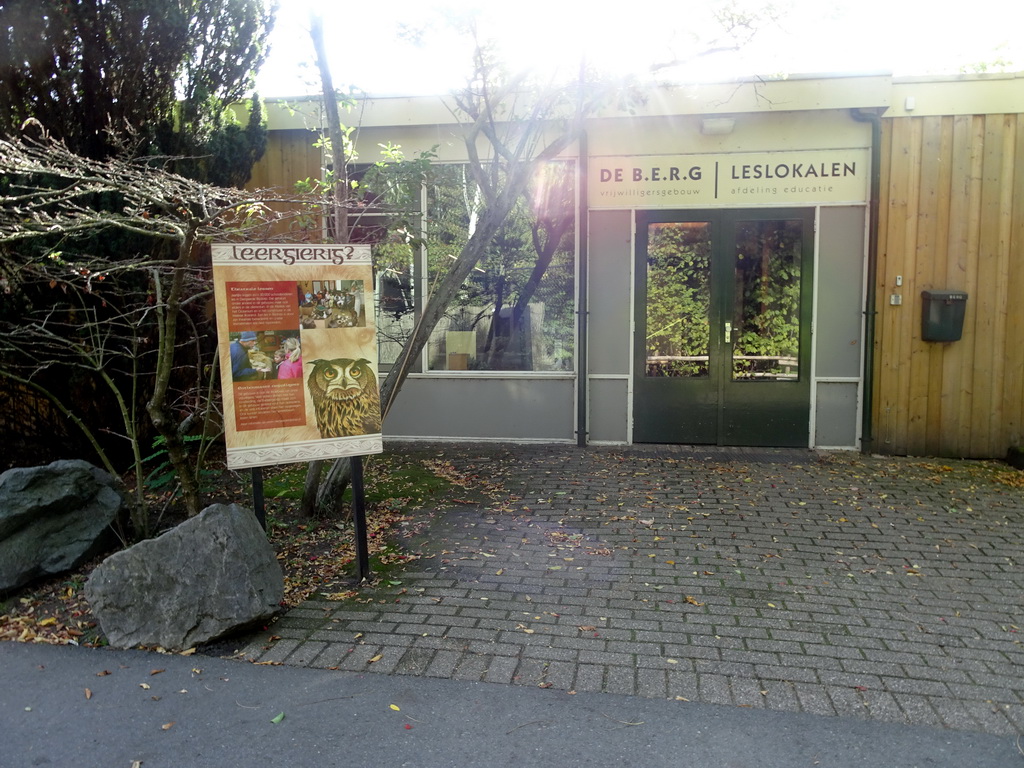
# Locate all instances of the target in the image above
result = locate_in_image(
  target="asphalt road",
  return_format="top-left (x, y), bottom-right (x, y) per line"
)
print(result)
top-left (1, 642), bottom-right (1019, 768)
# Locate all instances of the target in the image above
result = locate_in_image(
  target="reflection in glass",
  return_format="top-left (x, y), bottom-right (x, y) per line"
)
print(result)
top-left (424, 162), bottom-right (576, 372)
top-left (645, 222), bottom-right (711, 378)
top-left (732, 220), bottom-right (802, 381)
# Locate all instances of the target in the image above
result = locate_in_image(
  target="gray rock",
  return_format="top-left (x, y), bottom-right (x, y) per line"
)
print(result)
top-left (85, 503), bottom-right (283, 650)
top-left (0, 460), bottom-right (123, 592)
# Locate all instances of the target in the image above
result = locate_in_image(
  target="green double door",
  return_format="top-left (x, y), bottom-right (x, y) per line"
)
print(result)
top-left (633, 208), bottom-right (814, 447)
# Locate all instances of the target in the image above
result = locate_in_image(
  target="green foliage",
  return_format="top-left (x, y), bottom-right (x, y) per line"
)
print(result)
top-left (141, 434), bottom-right (220, 525)
top-left (0, 0), bottom-right (275, 181)
top-left (143, 435), bottom-right (194, 493)
top-left (644, 219), bottom-right (802, 379)
top-left (732, 220), bottom-right (801, 377)
top-left (264, 452), bottom-right (455, 509)
top-left (172, 95), bottom-right (269, 187)
top-left (362, 454), bottom-right (454, 507)
top-left (263, 465), bottom-right (307, 500)
top-left (0, 1), bottom-right (275, 525)
top-left (645, 222), bottom-right (712, 377)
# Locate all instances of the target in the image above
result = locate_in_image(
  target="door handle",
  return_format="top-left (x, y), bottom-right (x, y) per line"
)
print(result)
top-left (724, 321), bottom-right (732, 343)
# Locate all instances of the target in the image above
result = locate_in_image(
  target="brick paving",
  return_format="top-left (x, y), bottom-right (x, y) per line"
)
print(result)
top-left (241, 443), bottom-right (1024, 737)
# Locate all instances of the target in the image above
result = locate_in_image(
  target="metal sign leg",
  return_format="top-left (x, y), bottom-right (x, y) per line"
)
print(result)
top-left (251, 467), bottom-right (266, 530)
top-left (351, 456), bottom-right (371, 581)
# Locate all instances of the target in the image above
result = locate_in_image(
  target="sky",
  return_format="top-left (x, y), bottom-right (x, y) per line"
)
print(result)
top-left (254, 0), bottom-right (1024, 98)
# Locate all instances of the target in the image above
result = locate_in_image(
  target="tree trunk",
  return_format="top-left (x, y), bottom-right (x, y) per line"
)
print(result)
top-left (302, 13), bottom-right (353, 517)
top-left (317, 455), bottom-right (352, 516)
top-left (145, 237), bottom-right (202, 517)
top-left (313, 205), bottom-right (511, 511)
top-left (299, 460), bottom-right (323, 518)
top-left (310, 13), bottom-right (349, 242)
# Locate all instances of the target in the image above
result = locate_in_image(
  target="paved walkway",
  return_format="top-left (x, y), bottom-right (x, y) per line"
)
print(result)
top-left (240, 444), bottom-right (1024, 737)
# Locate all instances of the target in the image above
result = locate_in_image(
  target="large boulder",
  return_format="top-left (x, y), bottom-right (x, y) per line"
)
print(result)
top-left (0, 460), bottom-right (123, 593)
top-left (85, 503), bottom-right (283, 650)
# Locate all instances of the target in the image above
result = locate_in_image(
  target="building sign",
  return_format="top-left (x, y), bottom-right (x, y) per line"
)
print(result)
top-left (212, 244), bottom-right (383, 469)
top-left (589, 149), bottom-right (869, 209)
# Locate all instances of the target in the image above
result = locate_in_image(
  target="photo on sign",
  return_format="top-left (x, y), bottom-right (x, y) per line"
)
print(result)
top-left (298, 279), bottom-right (367, 329)
top-left (229, 329), bottom-right (305, 382)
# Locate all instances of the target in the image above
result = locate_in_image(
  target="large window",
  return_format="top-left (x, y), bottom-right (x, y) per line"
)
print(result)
top-left (423, 162), bottom-right (576, 372)
top-left (340, 165), bottom-right (421, 369)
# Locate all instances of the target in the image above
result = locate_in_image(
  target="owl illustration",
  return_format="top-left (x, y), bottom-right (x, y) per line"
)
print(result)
top-left (306, 358), bottom-right (382, 438)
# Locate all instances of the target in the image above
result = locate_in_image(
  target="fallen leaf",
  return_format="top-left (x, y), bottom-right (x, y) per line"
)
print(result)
top-left (131, 761), bottom-right (143, 768)
top-left (96, 670), bottom-right (111, 677)
top-left (404, 723), bottom-right (413, 730)
top-left (84, 688), bottom-right (92, 700)
top-left (390, 704), bottom-right (401, 711)
top-left (684, 596), bottom-right (705, 606)
top-left (150, 669), bottom-right (165, 676)
top-left (666, 658), bottom-right (679, 664)
top-left (368, 654), bottom-right (383, 663)
top-left (139, 683), bottom-right (151, 690)
top-left (180, 648), bottom-right (197, 656)
top-left (578, 625), bottom-right (596, 632)
top-left (767, 602), bottom-right (777, 608)
top-left (38, 617), bottom-right (57, 627)
top-left (161, 722), bottom-right (174, 731)
top-left (270, 712), bottom-right (285, 724)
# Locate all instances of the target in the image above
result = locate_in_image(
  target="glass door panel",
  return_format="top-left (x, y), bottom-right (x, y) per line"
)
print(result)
top-left (645, 222), bottom-right (711, 379)
top-left (731, 219), bottom-right (803, 381)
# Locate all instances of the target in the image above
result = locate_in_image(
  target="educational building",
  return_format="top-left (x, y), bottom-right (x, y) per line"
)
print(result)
top-left (250, 71), bottom-right (1024, 459)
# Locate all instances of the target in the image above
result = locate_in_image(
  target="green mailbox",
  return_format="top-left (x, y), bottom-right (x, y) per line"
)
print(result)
top-left (921, 290), bottom-right (968, 342)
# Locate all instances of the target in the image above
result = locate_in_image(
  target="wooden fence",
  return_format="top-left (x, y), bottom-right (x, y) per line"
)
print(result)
top-left (875, 113), bottom-right (1024, 458)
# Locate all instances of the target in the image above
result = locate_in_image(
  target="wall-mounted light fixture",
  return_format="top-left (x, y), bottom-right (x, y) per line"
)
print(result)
top-left (700, 117), bottom-right (736, 135)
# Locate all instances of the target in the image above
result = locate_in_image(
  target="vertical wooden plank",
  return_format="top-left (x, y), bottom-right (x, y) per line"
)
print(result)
top-left (910, 116), bottom-right (943, 454)
top-left (872, 118), bottom-right (893, 452)
top-left (895, 118), bottom-right (923, 455)
top-left (990, 115), bottom-right (1018, 454)
top-left (247, 129), bottom-right (323, 237)
top-left (940, 115), bottom-right (974, 456)
top-left (970, 115), bottom-right (1004, 456)
top-left (924, 117), bottom-right (954, 454)
top-left (955, 116), bottom-right (986, 456)
top-left (876, 117), bottom-right (914, 453)
top-left (1004, 114), bottom-right (1024, 452)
